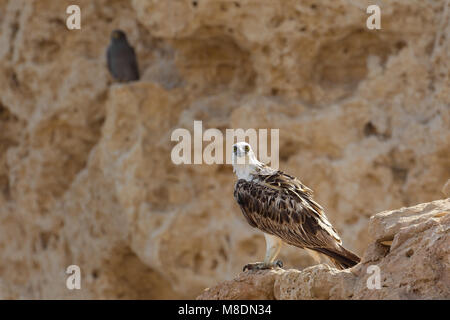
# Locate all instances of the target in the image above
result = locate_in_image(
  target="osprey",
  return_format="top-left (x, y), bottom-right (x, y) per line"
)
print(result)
top-left (232, 142), bottom-right (360, 271)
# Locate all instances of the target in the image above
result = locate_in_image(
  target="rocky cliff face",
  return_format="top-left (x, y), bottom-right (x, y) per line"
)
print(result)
top-left (198, 199), bottom-right (450, 299)
top-left (0, 0), bottom-right (448, 299)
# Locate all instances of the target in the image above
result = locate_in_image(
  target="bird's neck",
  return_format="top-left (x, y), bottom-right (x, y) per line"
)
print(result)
top-left (113, 39), bottom-right (129, 46)
top-left (233, 160), bottom-right (265, 181)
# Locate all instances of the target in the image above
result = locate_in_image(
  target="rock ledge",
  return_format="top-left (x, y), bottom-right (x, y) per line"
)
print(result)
top-left (198, 199), bottom-right (450, 300)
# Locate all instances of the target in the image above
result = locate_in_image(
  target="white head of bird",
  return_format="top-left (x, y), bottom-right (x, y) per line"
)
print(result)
top-left (232, 142), bottom-right (264, 181)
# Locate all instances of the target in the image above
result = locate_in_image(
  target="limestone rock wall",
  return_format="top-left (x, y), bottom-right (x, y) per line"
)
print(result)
top-left (0, 0), bottom-right (448, 299)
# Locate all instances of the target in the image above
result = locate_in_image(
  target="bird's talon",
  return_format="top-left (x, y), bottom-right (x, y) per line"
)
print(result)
top-left (243, 261), bottom-right (282, 272)
top-left (275, 260), bottom-right (283, 268)
top-left (243, 262), bottom-right (264, 272)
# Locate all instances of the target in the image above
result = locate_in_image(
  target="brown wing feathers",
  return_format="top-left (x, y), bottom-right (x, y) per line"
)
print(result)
top-left (234, 171), bottom-right (360, 269)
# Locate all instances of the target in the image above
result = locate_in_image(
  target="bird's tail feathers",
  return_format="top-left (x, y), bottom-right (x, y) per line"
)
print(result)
top-left (314, 245), bottom-right (361, 270)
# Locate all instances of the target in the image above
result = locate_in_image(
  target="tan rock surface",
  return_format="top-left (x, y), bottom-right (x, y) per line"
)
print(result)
top-left (443, 180), bottom-right (450, 197)
top-left (0, 0), bottom-right (448, 298)
top-left (198, 199), bottom-right (450, 300)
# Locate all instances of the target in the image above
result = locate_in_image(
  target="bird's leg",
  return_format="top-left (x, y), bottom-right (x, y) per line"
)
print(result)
top-left (243, 234), bottom-right (283, 271)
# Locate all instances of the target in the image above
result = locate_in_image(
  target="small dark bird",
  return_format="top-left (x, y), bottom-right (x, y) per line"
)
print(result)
top-left (106, 30), bottom-right (140, 82)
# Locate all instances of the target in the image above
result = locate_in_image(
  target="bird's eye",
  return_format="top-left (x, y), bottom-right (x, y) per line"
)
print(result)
top-left (233, 146), bottom-right (237, 153)
top-left (244, 145), bottom-right (250, 153)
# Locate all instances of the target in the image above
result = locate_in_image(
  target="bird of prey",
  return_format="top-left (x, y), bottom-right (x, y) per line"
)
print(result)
top-left (232, 142), bottom-right (360, 271)
top-left (106, 30), bottom-right (140, 82)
